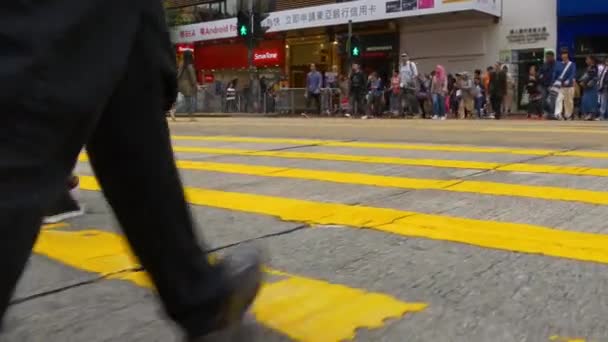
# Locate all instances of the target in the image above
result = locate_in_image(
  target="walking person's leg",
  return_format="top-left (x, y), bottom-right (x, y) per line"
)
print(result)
top-left (0, 4), bottom-right (263, 339)
top-left (85, 14), bottom-right (262, 340)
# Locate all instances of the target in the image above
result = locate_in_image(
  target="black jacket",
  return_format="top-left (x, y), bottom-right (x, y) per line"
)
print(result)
top-left (0, 1), bottom-right (176, 112)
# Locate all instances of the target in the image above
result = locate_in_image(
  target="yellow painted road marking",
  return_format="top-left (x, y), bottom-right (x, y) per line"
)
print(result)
top-left (172, 120), bottom-right (608, 134)
top-left (550, 336), bottom-right (587, 342)
top-left (174, 135), bottom-right (608, 159)
top-left (177, 160), bottom-right (608, 206)
top-left (79, 176), bottom-right (608, 265)
top-left (78, 155), bottom-right (608, 206)
top-left (34, 228), bottom-right (426, 341)
top-left (169, 146), bottom-right (608, 178)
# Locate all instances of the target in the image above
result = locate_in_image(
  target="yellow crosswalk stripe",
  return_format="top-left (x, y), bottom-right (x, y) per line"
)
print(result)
top-left (78, 155), bottom-right (608, 205)
top-left (172, 160), bottom-right (608, 206)
top-left (34, 228), bottom-right (426, 342)
top-left (170, 146), bottom-right (608, 178)
top-left (79, 176), bottom-right (608, 266)
top-left (176, 121), bottom-right (608, 134)
top-left (174, 135), bottom-right (608, 159)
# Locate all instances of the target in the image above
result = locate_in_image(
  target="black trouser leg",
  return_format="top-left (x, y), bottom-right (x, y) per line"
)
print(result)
top-left (0, 88), bottom-right (91, 329)
top-left (85, 14), bottom-right (224, 337)
top-left (491, 95), bottom-right (503, 119)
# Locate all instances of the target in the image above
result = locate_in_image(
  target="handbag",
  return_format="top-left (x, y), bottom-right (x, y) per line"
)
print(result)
top-left (520, 90), bottom-right (530, 106)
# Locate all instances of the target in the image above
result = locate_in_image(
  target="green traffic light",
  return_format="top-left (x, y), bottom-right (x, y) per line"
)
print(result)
top-left (239, 25), bottom-right (248, 36)
top-left (352, 46), bottom-right (360, 56)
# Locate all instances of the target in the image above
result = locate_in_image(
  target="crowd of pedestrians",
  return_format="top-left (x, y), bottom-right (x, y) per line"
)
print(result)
top-left (302, 49), bottom-right (608, 121)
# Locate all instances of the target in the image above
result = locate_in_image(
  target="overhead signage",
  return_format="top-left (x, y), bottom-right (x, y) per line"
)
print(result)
top-left (171, 0), bottom-right (501, 43)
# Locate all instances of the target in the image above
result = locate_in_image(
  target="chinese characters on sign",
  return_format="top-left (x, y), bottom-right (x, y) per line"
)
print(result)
top-left (262, 2), bottom-right (379, 31)
top-left (507, 27), bottom-right (550, 44)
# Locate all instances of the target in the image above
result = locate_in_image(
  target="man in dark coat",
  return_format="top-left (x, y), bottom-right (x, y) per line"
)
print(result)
top-left (489, 62), bottom-right (508, 119)
top-left (0, 2), bottom-right (263, 341)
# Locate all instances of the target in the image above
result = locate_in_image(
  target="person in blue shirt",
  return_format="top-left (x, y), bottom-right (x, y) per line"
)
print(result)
top-left (553, 49), bottom-right (577, 120)
top-left (539, 51), bottom-right (556, 114)
top-left (304, 63), bottom-right (323, 115)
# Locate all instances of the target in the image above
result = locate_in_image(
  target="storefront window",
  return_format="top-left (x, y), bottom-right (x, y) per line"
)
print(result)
top-left (575, 35), bottom-right (608, 70)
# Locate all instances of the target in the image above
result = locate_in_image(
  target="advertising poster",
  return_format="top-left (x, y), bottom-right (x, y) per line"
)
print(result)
top-left (418, 0), bottom-right (435, 9)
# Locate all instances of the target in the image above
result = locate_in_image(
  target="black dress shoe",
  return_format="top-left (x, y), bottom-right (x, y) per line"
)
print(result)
top-left (188, 246), bottom-right (265, 342)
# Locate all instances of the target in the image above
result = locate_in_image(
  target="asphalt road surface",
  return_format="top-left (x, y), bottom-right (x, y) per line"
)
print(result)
top-left (4, 118), bottom-right (608, 342)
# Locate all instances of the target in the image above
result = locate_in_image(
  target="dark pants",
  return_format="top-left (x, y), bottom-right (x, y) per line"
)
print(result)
top-left (306, 92), bottom-right (321, 114)
top-left (401, 89), bottom-right (420, 115)
top-left (350, 90), bottom-right (365, 116)
top-left (0, 6), bottom-right (222, 338)
top-left (490, 94), bottom-right (503, 119)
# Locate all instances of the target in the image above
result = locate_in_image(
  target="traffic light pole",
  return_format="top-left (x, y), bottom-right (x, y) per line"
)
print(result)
top-left (347, 20), bottom-right (352, 65)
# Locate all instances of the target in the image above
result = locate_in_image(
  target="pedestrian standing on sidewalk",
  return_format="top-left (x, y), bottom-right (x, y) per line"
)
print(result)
top-left (431, 65), bottom-right (448, 120)
top-left (458, 72), bottom-right (475, 119)
top-left (599, 58), bottom-right (608, 120)
top-left (390, 70), bottom-right (402, 116)
top-left (579, 55), bottom-right (600, 120)
top-left (489, 62), bottom-right (507, 120)
top-left (363, 72), bottom-right (384, 119)
top-left (473, 77), bottom-right (485, 119)
top-left (349, 63), bottom-right (367, 117)
top-left (502, 65), bottom-right (515, 114)
top-left (553, 49), bottom-right (577, 120)
top-left (539, 51), bottom-right (556, 115)
top-left (0, 2), bottom-right (264, 341)
top-left (177, 50), bottom-right (198, 121)
top-left (399, 52), bottom-right (420, 116)
top-left (526, 65), bottom-right (544, 119)
top-left (304, 63), bottom-right (322, 115)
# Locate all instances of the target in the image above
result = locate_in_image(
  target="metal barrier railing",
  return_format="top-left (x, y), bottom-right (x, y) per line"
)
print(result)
top-left (174, 87), bottom-right (345, 115)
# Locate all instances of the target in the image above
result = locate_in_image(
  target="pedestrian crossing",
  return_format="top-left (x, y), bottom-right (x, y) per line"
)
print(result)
top-left (31, 130), bottom-right (608, 341)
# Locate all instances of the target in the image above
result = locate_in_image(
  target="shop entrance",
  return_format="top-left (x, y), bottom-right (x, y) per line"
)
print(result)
top-left (514, 49), bottom-right (545, 110)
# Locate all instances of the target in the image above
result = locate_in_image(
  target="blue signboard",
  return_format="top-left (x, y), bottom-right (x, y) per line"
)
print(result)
top-left (558, 0), bottom-right (608, 17)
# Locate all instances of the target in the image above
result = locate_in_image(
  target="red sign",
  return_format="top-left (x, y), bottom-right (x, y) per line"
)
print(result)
top-left (195, 40), bottom-right (285, 70)
top-left (204, 74), bottom-right (215, 83)
top-left (253, 50), bottom-right (280, 65)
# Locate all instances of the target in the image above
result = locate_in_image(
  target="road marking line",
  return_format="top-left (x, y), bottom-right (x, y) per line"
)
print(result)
top-left (173, 159), bottom-right (608, 205)
top-left (34, 228), bottom-right (426, 341)
top-left (79, 176), bottom-right (608, 265)
top-left (78, 155), bottom-right (608, 205)
top-left (174, 135), bottom-right (608, 159)
top-left (173, 121), bottom-right (608, 134)
top-left (168, 146), bottom-right (608, 178)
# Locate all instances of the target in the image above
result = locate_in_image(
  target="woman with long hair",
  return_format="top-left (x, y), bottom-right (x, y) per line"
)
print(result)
top-left (580, 55), bottom-right (600, 120)
top-left (177, 50), bottom-right (198, 120)
top-left (431, 65), bottom-right (448, 120)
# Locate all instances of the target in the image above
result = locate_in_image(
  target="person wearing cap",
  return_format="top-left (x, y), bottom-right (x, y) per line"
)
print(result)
top-left (399, 53), bottom-right (420, 116)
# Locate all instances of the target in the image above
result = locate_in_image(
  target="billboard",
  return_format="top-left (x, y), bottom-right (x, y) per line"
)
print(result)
top-left (171, 0), bottom-right (502, 43)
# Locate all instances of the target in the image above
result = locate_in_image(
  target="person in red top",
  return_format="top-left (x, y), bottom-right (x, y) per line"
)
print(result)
top-left (390, 71), bottom-right (402, 115)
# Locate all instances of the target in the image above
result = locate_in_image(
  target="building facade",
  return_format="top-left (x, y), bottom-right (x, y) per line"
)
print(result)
top-left (557, 0), bottom-right (608, 70)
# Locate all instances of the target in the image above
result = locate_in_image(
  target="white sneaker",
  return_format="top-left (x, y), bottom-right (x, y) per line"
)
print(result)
top-left (361, 115), bottom-right (369, 120)
top-left (344, 113), bottom-right (352, 118)
top-left (440, 116), bottom-right (446, 120)
top-left (431, 115), bottom-right (438, 120)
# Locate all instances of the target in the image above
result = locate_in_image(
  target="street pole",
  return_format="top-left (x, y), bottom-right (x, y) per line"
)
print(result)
top-left (347, 20), bottom-right (352, 65)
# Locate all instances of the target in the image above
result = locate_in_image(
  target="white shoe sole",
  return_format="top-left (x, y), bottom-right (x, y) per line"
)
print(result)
top-left (43, 207), bottom-right (85, 224)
